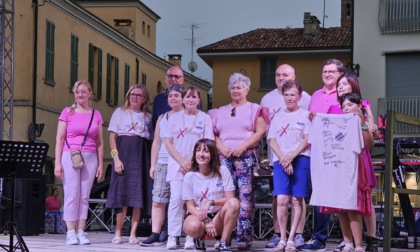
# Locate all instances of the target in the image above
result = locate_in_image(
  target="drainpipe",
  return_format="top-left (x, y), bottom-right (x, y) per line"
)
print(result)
top-left (32, 0), bottom-right (38, 126)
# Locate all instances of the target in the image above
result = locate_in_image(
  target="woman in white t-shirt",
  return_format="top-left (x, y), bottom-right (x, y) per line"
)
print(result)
top-left (267, 81), bottom-right (311, 252)
top-left (183, 139), bottom-right (239, 251)
top-left (164, 87), bottom-right (214, 249)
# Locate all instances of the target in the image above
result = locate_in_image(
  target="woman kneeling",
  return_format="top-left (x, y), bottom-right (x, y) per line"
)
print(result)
top-left (182, 139), bottom-right (240, 251)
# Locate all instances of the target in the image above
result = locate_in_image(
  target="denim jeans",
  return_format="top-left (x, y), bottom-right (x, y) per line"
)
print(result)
top-left (312, 206), bottom-right (330, 243)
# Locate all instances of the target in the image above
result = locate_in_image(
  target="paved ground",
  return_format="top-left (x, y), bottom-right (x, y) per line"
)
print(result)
top-left (0, 232), bottom-right (416, 251)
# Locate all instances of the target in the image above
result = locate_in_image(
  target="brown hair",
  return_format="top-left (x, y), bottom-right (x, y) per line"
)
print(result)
top-left (281, 80), bottom-right (303, 95)
top-left (191, 139), bottom-right (222, 179)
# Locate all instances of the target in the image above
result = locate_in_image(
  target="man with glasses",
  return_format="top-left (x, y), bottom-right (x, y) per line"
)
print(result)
top-left (260, 64), bottom-right (311, 248)
top-left (297, 58), bottom-right (344, 251)
top-left (152, 66), bottom-right (185, 127)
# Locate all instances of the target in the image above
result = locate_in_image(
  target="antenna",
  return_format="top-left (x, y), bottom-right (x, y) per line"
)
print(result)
top-left (322, 0), bottom-right (329, 28)
top-left (182, 22), bottom-right (204, 74)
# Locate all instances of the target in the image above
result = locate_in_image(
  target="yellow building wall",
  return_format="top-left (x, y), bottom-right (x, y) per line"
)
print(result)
top-left (210, 56), bottom-right (350, 108)
top-left (82, 6), bottom-right (157, 53)
top-left (12, 0), bottom-right (210, 170)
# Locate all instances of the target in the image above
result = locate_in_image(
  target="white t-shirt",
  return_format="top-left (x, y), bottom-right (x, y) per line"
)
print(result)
top-left (164, 110), bottom-right (214, 181)
top-left (267, 108), bottom-right (311, 162)
top-left (261, 89), bottom-right (311, 164)
top-left (157, 112), bottom-right (170, 164)
top-left (308, 113), bottom-right (363, 210)
top-left (182, 165), bottom-right (235, 213)
top-left (108, 108), bottom-right (153, 140)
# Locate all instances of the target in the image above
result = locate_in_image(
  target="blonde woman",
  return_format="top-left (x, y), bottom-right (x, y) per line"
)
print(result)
top-left (106, 84), bottom-right (153, 244)
top-left (54, 80), bottom-right (104, 245)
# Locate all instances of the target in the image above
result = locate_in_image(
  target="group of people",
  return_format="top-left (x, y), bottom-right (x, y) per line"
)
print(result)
top-left (54, 59), bottom-right (378, 252)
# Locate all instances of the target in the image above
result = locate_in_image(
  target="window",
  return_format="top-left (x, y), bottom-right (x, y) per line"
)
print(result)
top-left (142, 72), bottom-right (147, 85)
top-left (142, 21), bottom-right (145, 34)
top-left (147, 25), bottom-right (150, 37)
top-left (135, 58), bottom-right (140, 84)
top-left (70, 34), bottom-right (79, 90)
top-left (106, 53), bottom-right (119, 106)
top-left (45, 20), bottom-right (55, 85)
top-left (386, 52), bottom-right (420, 97)
top-left (88, 44), bottom-right (103, 100)
top-left (124, 64), bottom-right (130, 96)
top-left (260, 59), bottom-right (276, 90)
top-left (379, 0), bottom-right (420, 34)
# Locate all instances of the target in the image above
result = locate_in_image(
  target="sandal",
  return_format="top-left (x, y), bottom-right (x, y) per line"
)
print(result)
top-left (129, 236), bottom-right (139, 244)
top-left (111, 236), bottom-right (122, 244)
top-left (285, 240), bottom-right (296, 251)
top-left (273, 240), bottom-right (286, 251)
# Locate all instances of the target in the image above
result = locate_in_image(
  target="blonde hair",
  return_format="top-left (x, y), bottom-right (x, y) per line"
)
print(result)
top-left (67, 80), bottom-right (92, 114)
top-left (123, 84), bottom-right (151, 114)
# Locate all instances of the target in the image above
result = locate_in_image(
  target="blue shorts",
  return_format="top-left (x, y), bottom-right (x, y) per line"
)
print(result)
top-left (273, 155), bottom-right (311, 198)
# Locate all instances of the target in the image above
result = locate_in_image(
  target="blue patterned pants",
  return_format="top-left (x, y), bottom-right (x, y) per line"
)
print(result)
top-left (219, 147), bottom-right (259, 248)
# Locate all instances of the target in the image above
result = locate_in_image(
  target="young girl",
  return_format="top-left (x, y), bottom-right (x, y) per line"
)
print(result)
top-left (328, 73), bottom-right (378, 252)
top-left (182, 139), bottom-right (240, 252)
top-left (267, 80), bottom-right (311, 252)
top-left (324, 93), bottom-right (374, 252)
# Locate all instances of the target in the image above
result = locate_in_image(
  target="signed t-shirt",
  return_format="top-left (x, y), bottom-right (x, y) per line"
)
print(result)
top-left (308, 113), bottom-right (363, 210)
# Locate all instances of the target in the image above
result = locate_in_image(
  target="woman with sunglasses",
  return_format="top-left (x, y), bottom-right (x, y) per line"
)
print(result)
top-left (208, 73), bottom-right (269, 250)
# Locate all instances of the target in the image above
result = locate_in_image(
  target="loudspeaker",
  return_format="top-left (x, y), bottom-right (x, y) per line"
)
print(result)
top-left (1, 176), bottom-right (46, 235)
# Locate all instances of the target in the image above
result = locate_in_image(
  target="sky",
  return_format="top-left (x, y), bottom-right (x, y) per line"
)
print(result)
top-left (141, 0), bottom-right (342, 82)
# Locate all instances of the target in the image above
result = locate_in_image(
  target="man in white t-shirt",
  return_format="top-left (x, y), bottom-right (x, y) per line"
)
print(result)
top-left (260, 64), bottom-right (311, 248)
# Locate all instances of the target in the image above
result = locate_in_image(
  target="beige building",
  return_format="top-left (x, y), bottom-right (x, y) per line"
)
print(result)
top-left (11, 0), bottom-right (211, 182)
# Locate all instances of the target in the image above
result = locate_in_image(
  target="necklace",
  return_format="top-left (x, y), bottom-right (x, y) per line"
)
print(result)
top-left (129, 110), bottom-right (146, 135)
top-left (182, 111), bottom-right (199, 133)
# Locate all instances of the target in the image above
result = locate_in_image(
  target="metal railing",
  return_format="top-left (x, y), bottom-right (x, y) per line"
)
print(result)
top-left (378, 96), bottom-right (420, 135)
top-left (379, 0), bottom-right (420, 34)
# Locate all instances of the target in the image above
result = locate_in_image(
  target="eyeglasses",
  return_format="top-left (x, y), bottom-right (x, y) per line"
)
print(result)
top-left (322, 70), bottom-right (339, 75)
top-left (130, 93), bottom-right (144, 99)
top-left (231, 107), bottom-right (236, 117)
top-left (166, 74), bottom-right (183, 79)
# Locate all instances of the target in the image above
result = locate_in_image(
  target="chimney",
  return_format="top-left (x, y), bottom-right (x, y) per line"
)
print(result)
top-left (303, 12), bottom-right (320, 37)
top-left (168, 54), bottom-right (182, 67)
top-left (114, 19), bottom-right (134, 40)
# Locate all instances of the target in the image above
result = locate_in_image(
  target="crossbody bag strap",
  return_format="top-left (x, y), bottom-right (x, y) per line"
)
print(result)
top-left (65, 109), bottom-right (95, 150)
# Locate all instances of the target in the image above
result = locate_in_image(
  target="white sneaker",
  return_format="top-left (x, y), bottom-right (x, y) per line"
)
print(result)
top-left (66, 232), bottom-right (79, 245)
top-left (166, 235), bottom-right (177, 250)
top-left (77, 232), bottom-right (90, 245)
top-left (184, 235), bottom-right (195, 249)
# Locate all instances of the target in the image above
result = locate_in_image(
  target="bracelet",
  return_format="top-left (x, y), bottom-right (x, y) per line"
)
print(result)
top-left (361, 125), bottom-right (369, 131)
top-left (111, 149), bottom-right (118, 158)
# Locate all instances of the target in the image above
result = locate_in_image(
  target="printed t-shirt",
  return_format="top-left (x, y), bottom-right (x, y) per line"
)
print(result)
top-left (182, 165), bottom-right (235, 213)
top-left (308, 113), bottom-right (363, 210)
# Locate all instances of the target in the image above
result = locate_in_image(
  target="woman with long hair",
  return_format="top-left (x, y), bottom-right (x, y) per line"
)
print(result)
top-left (106, 84), bottom-right (153, 244)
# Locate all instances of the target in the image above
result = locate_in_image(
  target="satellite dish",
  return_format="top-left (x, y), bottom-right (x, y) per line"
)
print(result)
top-left (188, 61), bottom-right (198, 73)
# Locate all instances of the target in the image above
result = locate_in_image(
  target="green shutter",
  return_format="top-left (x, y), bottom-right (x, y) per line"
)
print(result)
top-left (106, 53), bottom-right (111, 103)
top-left (124, 64), bottom-right (130, 96)
top-left (97, 48), bottom-right (102, 100)
top-left (114, 58), bottom-right (119, 106)
top-left (88, 43), bottom-right (94, 88)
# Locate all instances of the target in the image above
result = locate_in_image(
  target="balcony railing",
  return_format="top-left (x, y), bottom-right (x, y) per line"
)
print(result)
top-left (379, 0), bottom-right (420, 34)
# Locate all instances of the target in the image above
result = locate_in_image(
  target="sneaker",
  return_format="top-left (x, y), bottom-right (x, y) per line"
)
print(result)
top-left (66, 232), bottom-right (79, 245)
top-left (159, 230), bottom-right (168, 243)
top-left (294, 233), bottom-right (305, 247)
top-left (193, 237), bottom-right (206, 251)
top-left (166, 235), bottom-right (177, 250)
top-left (297, 239), bottom-right (326, 251)
top-left (265, 233), bottom-right (280, 248)
top-left (219, 241), bottom-right (231, 251)
top-left (77, 232), bottom-right (90, 245)
top-left (140, 234), bottom-right (162, 247)
top-left (334, 241), bottom-right (346, 252)
top-left (184, 235), bottom-right (195, 250)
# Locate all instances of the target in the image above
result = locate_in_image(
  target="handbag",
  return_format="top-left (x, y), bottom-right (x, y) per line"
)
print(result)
top-left (66, 110), bottom-right (95, 169)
